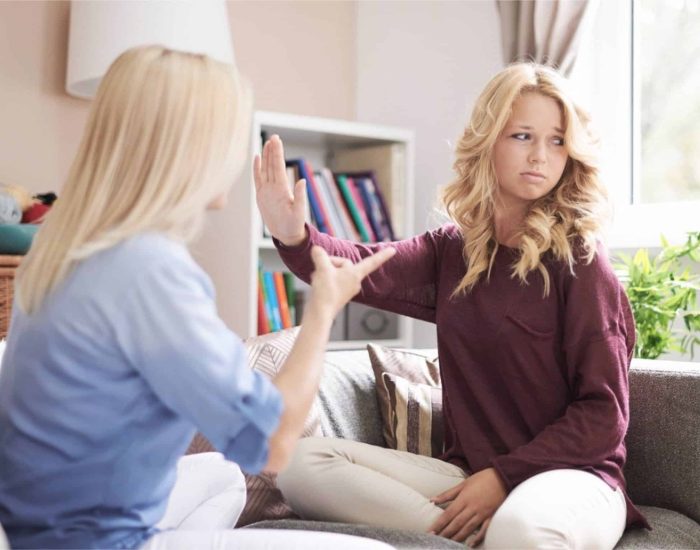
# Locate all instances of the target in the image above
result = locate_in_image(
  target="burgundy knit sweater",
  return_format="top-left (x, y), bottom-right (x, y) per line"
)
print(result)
top-left (276, 223), bottom-right (648, 529)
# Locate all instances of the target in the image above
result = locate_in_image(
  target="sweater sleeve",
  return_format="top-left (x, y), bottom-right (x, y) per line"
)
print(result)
top-left (491, 248), bottom-right (635, 490)
top-left (117, 256), bottom-right (283, 474)
top-left (274, 223), bottom-right (448, 323)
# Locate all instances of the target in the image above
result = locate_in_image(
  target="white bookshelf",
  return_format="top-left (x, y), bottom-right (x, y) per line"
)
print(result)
top-left (226, 110), bottom-right (415, 350)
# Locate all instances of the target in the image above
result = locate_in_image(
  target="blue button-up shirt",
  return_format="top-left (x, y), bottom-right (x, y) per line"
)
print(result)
top-left (0, 233), bottom-right (282, 549)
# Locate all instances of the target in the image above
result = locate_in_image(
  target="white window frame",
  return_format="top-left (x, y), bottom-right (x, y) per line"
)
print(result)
top-left (574, 0), bottom-right (700, 249)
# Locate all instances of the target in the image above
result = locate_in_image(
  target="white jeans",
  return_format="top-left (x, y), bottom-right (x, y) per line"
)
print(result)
top-left (142, 452), bottom-right (392, 550)
top-left (277, 437), bottom-right (628, 549)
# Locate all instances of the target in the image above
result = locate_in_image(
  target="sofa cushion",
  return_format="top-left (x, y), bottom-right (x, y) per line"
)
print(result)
top-left (625, 359), bottom-right (700, 525)
top-left (244, 519), bottom-right (464, 549)
top-left (367, 345), bottom-right (442, 457)
top-left (316, 350), bottom-right (385, 445)
top-left (615, 506), bottom-right (700, 549)
top-left (245, 507), bottom-right (700, 550)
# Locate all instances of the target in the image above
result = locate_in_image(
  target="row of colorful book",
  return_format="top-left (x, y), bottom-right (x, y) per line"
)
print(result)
top-left (257, 267), bottom-right (305, 335)
top-left (262, 158), bottom-right (398, 243)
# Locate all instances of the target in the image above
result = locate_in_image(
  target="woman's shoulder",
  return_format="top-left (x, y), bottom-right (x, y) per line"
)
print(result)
top-left (80, 233), bottom-right (205, 290)
top-left (556, 238), bottom-right (620, 292)
top-left (426, 222), bottom-right (463, 243)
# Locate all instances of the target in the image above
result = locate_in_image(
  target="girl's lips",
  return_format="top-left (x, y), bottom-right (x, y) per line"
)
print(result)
top-left (521, 172), bottom-right (546, 183)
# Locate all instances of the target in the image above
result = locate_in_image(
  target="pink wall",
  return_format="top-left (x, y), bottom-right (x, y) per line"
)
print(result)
top-left (0, 0), bottom-right (357, 195)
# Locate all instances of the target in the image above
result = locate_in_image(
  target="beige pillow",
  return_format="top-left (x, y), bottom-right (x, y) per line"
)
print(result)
top-left (186, 327), bottom-right (320, 526)
top-left (367, 344), bottom-right (443, 458)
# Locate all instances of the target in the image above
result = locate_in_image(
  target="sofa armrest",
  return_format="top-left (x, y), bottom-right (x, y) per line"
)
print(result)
top-left (625, 359), bottom-right (700, 524)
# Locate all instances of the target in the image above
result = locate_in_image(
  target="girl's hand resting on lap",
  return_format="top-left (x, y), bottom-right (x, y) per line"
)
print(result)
top-left (254, 134), bottom-right (308, 247)
top-left (429, 467), bottom-right (507, 547)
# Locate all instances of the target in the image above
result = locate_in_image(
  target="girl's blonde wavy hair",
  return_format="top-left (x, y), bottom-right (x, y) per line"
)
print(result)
top-left (442, 62), bottom-right (608, 297)
top-left (17, 45), bottom-right (252, 315)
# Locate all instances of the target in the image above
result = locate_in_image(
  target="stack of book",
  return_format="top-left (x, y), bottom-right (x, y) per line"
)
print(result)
top-left (257, 265), bottom-right (304, 335)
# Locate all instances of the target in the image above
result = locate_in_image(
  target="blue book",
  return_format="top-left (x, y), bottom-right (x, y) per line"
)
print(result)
top-left (263, 271), bottom-right (282, 332)
top-left (354, 177), bottom-right (385, 241)
top-left (286, 159), bottom-right (328, 234)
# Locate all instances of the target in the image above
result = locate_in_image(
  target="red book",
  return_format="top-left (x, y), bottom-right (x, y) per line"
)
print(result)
top-left (257, 282), bottom-right (269, 335)
top-left (273, 272), bottom-right (293, 329)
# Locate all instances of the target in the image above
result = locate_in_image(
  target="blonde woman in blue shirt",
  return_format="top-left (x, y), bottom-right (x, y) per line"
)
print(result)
top-left (0, 46), bottom-right (394, 550)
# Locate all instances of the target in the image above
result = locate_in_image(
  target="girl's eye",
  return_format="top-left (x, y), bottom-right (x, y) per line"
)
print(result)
top-left (553, 137), bottom-right (565, 146)
top-left (512, 133), bottom-right (530, 141)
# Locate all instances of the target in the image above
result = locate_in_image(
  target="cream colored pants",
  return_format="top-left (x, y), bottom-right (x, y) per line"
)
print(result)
top-left (277, 437), bottom-right (628, 549)
top-left (142, 452), bottom-right (391, 550)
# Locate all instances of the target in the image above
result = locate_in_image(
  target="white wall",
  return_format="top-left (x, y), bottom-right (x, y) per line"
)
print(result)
top-left (356, 1), bottom-right (503, 347)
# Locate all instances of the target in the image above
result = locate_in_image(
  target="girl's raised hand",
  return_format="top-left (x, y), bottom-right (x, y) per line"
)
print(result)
top-left (253, 135), bottom-right (308, 247)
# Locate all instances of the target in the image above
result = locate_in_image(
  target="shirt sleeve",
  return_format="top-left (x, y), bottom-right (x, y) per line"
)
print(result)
top-left (491, 248), bottom-right (635, 490)
top-left (275, 223), bottom-right (446, 323)
top-left (114, 255), bottom-right (283, 474)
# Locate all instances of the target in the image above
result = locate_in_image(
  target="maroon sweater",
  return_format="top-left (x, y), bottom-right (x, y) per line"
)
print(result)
top-left (276, 223), bottom-right (648, 529)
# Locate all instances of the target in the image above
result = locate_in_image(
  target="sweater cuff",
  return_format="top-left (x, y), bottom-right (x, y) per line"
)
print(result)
top-left (272, 223), bottom-right (314, 254)
top-left (489, 457), bottom-right (515, 493)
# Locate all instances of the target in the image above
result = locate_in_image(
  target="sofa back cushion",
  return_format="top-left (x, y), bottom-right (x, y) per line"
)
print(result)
top-left (625, 359), bottom-right (700, 524)
top-left (316, 350), bottom-right (385, 445)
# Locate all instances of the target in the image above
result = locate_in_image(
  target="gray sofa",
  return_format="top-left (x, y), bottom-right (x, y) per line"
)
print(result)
top-left (1, 351), bottom-right (697, 549)
top-left (245, 350), bottom-right (700, 549)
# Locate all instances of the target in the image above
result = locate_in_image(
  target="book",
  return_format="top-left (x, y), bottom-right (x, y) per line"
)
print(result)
top-left (304, 161), bottom-right (336, 237)
top-left (283, 272), bottom-right (297, 325)
top-left (354, 176), bottom-right (386, 242)
top-left (321, 168), bottom-right (361, 241)
top-left (330, 143), bottom-right (405, 238)
top-left (286, 159), bottom-right (329, 235)
top-left (273, 271), bottom-right (293, 329)
top-left (257, 281), bottom-right (269, 335)
top-left (263, 271), bottom-right (282, 332)
top-left (341, 171), bottom-right (395, 241)
top-left (258, 264), bottom-right (274, 333)
top-left (314, 170), bottom-right (352, 239)
top-left (347, 177), bottom-right (377, 241)
top-left (314, 170), bottom-right (347, 239)
top-left (335, 174), bottom-right (371, 242)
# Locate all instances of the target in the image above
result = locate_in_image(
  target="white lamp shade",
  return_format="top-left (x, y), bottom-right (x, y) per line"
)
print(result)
top-left (66, 0), bottom-right (235, 99)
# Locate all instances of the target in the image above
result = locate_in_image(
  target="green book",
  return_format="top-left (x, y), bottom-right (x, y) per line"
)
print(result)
top-left (335, 174), bottom-right (371, 242)
top-left (283, 272), bottom-right (297, 325)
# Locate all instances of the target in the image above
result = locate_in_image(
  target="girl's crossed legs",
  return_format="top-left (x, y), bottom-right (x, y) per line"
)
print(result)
top-left (277, 437), bottom-right (627, 549)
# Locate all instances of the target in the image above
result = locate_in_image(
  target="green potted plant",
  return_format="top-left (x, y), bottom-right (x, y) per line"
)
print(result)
top-left (614, 232), bottom-right (700, 360)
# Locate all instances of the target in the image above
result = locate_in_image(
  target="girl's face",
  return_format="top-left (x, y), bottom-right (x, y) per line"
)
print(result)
top-left (492, 92), bottom-right (568, 211)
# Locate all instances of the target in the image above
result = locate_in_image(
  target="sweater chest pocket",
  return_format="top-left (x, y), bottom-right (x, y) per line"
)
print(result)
top-left (504, 311), bottom-right (556, 340)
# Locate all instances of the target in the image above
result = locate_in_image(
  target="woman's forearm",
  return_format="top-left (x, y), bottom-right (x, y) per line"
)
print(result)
top-left (264, 303), bottom-right (334, 473)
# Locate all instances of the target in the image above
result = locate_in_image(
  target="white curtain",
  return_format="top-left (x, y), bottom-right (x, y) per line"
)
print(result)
top-left (496, 0), bottom-right (599, 76)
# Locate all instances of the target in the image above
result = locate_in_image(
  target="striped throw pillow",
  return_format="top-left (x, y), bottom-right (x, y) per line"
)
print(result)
top-left (367, 344), bottom-right (443, 458)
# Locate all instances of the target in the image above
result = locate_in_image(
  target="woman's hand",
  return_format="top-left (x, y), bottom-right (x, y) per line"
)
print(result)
top-left (428, 467), bottom-right (507, 547)
top-left (253, 135), bottom-right (308, 247)
top-left (306, 245), bottom-right (396, 320)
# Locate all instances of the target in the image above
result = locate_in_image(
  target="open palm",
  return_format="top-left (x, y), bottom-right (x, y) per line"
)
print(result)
top-left (253, 135), bottom-right (307, 246)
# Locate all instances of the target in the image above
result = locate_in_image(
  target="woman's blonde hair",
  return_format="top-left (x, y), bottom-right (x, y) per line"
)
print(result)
top-left (17, 45), bottom-right (252, 314)
top-left (442, 62), bottom-right (608, 297)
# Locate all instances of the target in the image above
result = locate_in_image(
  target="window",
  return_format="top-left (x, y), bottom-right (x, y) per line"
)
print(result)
top-left (634, 0), bottom-right (700, 204)
top-left (573, 0), bottom-right (699, 248)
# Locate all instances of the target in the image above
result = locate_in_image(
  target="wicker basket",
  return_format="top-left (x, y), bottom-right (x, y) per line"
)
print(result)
top-left (0, 255), bottom-right (22, 340)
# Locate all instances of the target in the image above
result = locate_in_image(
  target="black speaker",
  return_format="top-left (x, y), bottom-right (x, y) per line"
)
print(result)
top-left (346, 302), bottom-right (399, 340)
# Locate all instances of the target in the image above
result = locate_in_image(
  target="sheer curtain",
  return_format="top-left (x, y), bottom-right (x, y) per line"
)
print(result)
top-left (496, 0), bottom-right (598, 75)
